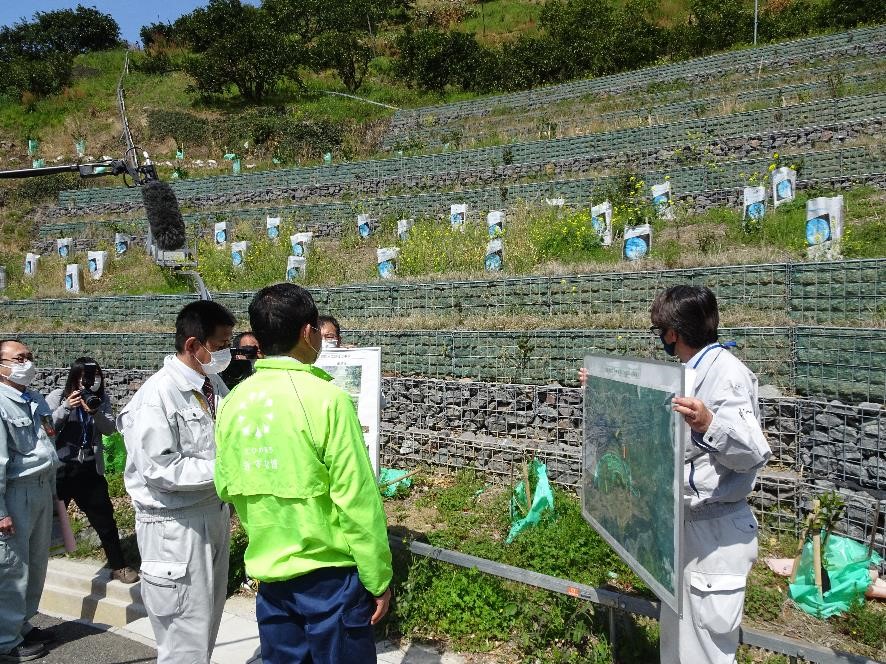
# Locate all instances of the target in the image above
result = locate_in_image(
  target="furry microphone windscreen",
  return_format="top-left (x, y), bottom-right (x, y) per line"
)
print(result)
top-left (142, 179), bottom-right (187, 251)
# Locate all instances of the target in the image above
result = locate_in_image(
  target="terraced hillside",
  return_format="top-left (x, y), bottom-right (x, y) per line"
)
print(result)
top-left (2, 24), bottom-right (885, 662)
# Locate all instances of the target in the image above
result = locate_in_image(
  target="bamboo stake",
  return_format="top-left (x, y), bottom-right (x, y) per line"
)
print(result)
top-left (789, 511), bottom-right (815, 584)
top-left (377, 467), bottom-right (421, 489)
top-left (811, 500), bottom-right (823, 599)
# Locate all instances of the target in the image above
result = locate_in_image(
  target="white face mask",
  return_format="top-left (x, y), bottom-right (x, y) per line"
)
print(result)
top-left (198, 345), bottom-right (231, 375)
top-left (321, 339), bottom-right (339, 350)
top-left (3, 361), bottom-right (36, 387)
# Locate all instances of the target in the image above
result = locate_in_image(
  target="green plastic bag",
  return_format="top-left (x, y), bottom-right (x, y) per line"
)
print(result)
top-left (102, 432), bottom-right (127, 475)
top-left (506, 459), bottom-right (554, 543)
top-left (788, 532), bottom-right (882, 618)
top-left (378, 467), bottom-right (413, 498)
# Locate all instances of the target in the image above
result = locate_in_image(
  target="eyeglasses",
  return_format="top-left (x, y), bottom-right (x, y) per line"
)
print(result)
top-left (1, 354), bottom-right (34, 364)
top-left (649, 326), bottom-right (666, 337)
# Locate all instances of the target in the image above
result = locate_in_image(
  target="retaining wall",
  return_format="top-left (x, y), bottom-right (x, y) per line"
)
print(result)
top-left (4, 259), bottom-right (884, 329)
top-left (12, 325), bottom-right (885, 403)
top-left (54, 93), bottom-right (886, 212)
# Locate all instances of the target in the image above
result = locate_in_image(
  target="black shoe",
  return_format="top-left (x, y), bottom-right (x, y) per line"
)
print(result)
top-left (21, 628), bottom-right (53, 646)
top-left (0, 642), bottom-right (48, 662)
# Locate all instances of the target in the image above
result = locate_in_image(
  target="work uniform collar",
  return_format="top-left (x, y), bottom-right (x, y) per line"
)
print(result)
top-left (165, 354), bottom-right (207, 392)
top-left (685, 341), bottom-right (736, 389)
top-left (0, 381), bottom-right (30, 403)
top-left (256, 356), bottom-right (333, 381)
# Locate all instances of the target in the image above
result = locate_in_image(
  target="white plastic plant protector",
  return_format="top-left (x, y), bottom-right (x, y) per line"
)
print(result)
top-left (231, 241), bottom-right (250, 268)
top-left (806, 195), bottom-right (844, 260)
top-left (623, 224), bottom-right (652, 261)
top-left (286, 255), bottom-right (306, 281)
top-left (357, 213), bottom-right (372, 238)
top-left (114, 233), bottom-right (131, 257)
top-left (377, 247), bottom-right (399, 279)
top-left (591, 201), bottom-right (613, 247)
top-left (65, 264), bottom-right (80, 293)
top-left (651, 182), bottom-right (674, 220)
top-left (24, 253), bottom-right (39, 277)
top-left (487, 210), bottom-right (504, 236)
top-left (56, 238), bottom-right (73, 259)
top-left (266, 216), bottom-right (281, 240)
top-left (0, 267), bottom-right (6, 290)
top-left (743, 186), bottom-right (766, 223)
top-left (771, 167), bottom-right (797, 207)
top-left (87, 251), bottom-right (107, 280)
top-left (545, 197), bottom-right (565, 207)
top-left (397, 219), bottom-right (413, 242)
top-left (214, 222), bottom-right (228, 246)
top-left (290, 232), bottom-right (313, 257)
top-left (449, 203), bottom-right (467, 229)
top-left (485, 238), bottom-right (503, 271)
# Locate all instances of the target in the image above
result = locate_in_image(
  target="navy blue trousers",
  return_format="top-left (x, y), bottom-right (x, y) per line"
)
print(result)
top-left (256, 566), bottom-right (376, 664)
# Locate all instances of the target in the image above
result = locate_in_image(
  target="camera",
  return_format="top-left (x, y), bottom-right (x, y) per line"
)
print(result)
top-left (233, 345), bottom-right (259, 360)
top-left (80, 362), bottom-right (103, 410)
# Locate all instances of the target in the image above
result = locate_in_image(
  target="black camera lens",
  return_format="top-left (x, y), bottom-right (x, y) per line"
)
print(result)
top-left (81, 388), bottom-right (102, 410)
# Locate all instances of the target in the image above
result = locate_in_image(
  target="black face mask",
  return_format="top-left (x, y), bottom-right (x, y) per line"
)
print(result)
top-left (659, 333), bottom-right (677, 357)
top-left (220, 358), bottom-right (254, 389)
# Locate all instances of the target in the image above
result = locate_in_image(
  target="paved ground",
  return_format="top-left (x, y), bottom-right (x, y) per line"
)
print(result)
top-left (29, 613), bottom-right (156, 664)
top-left (36, 595), bottom-right (465, 663)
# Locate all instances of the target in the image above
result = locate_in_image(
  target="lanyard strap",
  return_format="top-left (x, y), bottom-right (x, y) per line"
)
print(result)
top-left (691, 340), bottom-right (737, 369)
top-left (76, 406), bottom-right (94, 448)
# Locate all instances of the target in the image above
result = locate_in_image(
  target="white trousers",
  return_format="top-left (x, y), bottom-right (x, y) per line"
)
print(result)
top-left (659, 504), bottom-right (759, 664)
top-left (136, 502), bottom-right (231, 664)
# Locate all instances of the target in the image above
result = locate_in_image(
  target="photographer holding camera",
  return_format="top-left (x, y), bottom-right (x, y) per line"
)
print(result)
top-left (46, 357), bottom-right (139, 584)
top-left (219, 331), bottom-right (263, 390)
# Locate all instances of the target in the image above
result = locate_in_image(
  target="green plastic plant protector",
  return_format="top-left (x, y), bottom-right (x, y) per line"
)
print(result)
top-left (506, 458), bottom-right (554, 543)
top-left (378, 467), bottom-right (412, 498)
top-left (788, 532), bottom-right (882, 618)
top-left (102, 432), bottom-right (127, 474)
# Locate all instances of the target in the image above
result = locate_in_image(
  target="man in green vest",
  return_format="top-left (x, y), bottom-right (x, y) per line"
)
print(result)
top-left (214, 283), bottom-right (392, 664)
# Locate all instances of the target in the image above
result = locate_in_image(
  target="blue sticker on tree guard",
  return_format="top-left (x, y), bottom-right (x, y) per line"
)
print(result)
top-left (58, 246), bottom-right (68, 257)
top-left (88, 259), bottom-right (97, 273)
top-left (292, 243), bottom-right (304, 256)
top-left (358, 222), bottom-right (371, 238)
top-left (624, 237), bottom-right (649, 260)
top-left (377, 260), bottom-right (395, 278)
top-left (267, 226), bottom-right (279, 239)
top-left (806, 216), bottom-right (831, 245)
top-left (215, 230), bottom-right (226, 243)
top-left (485, 253), bottom-right (502, 271)
top-left (232, 251), bottom-right (243, 266)
top-left (776, 179), bottom-right (793, 201)
top-left (746, 202), bottom-right (765, 220)
top-left (65, 274), bottom-right (73, 289)
top-left (652, 194), bottom-right (669, 210)
top-left (25, 262), bottom-right (33, 274)
top-left (592, 215), bottom-right (605, 233)
top-left (115, 242), bottom-right (127, 254)
top-left (286, 267), bottom-right (300, 280)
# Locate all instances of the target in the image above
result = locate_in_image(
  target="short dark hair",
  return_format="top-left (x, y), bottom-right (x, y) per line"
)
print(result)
top-left (318, 315), bottom-right (341, 339)
top-left (650, 285), bottom-right (719, 349)
top-left (64, 357), bottom-right (105, 399)
top-left (174, 301), bottom-right (236, 352)
top-left (233, 331), bottom-right (257, 348)
top-left (249, 284), bottom-right (318, 356)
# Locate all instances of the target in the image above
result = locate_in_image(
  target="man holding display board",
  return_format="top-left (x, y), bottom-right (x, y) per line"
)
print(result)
top-left (581, 285), bottom-right (770, 664)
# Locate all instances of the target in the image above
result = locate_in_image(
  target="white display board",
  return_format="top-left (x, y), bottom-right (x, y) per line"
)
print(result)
top-left (581, 354), bottom-right (691, 615)
top-left (315, 347), bottom-right (382, 476)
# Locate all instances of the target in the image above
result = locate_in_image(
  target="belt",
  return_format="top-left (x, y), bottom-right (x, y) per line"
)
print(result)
top-left (135, 497), bottom-right (226, 523)
top-left (685, 500), bottom-right (747, 522)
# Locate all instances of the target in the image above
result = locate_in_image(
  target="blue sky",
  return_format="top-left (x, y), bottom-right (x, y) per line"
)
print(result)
top-left (0, 1), bottom-right (260, 44)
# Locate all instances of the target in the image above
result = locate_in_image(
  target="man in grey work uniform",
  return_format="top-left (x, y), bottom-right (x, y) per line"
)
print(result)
top-left (0, 339), bottom-right (57, 662)
top-left (651, 286), bottom-right (771, 664)
top-left (118, 302), bottom-right (235, 664)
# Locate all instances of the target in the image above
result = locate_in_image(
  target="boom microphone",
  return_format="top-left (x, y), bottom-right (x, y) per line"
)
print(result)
top-left (142, 179), bottom-right (187, 251)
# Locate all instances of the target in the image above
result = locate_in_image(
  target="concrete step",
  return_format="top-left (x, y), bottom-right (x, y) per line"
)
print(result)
top-left (39, 557), bottom-right (146, 627)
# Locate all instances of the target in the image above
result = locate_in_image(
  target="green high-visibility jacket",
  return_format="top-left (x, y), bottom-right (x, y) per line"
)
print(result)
top-left (214, 357), bottom-right (392, 595)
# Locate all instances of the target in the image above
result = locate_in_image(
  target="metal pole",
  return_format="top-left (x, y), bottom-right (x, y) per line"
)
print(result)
top-left (754, 0), bottom-right (759, 45)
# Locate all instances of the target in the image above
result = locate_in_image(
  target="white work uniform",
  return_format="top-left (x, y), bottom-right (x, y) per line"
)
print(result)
top-left (0, 384), bottom-right (57, 654)
top-left (118, 356), bottom-right (230, 664)
top-left (659, 343), bottom-right (772, 664)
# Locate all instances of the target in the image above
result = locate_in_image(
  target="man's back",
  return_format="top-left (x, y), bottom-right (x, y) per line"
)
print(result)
top-left (215, 357), bottom-right (392, 595)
